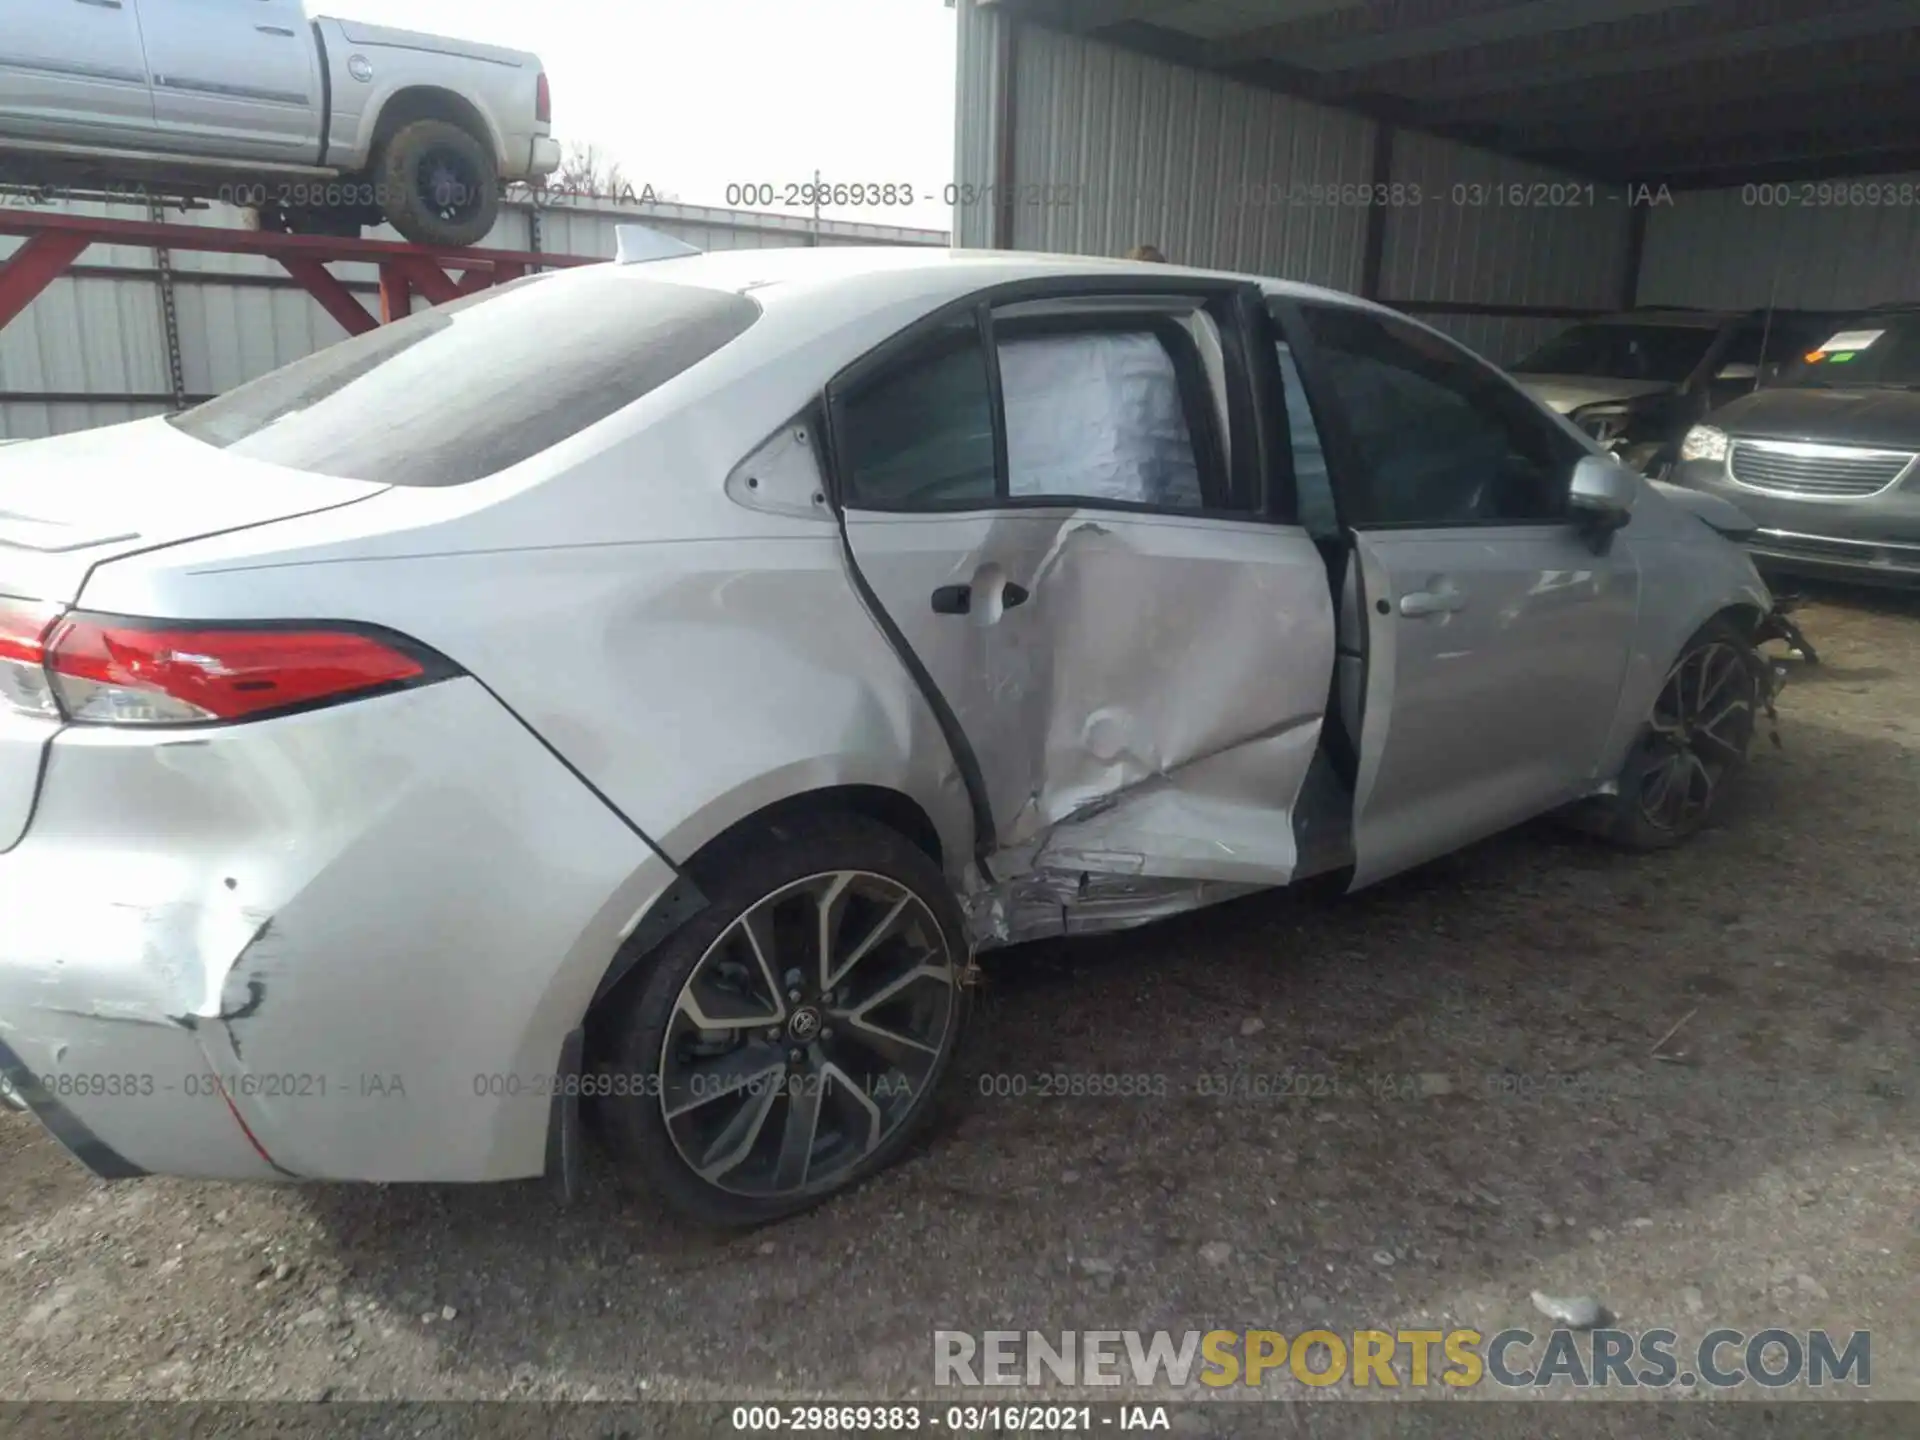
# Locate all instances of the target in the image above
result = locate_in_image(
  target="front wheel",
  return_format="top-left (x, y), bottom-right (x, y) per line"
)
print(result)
top-left (375, 119), bottom-right (500, 247)
top-left (594, 814), bottom-right (969, 1226)
top-left (1589, 618), bottom-right (1763, 849)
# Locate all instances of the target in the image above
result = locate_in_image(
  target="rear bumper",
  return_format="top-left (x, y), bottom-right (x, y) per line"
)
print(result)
top-left (0, 678), bottom-right (672, 1183)
top-left (506, 135), bottom-right (560, 181)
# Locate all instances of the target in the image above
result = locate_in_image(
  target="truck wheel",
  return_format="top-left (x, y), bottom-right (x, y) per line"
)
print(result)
top-left (376, 119), bottom-right (500, 247)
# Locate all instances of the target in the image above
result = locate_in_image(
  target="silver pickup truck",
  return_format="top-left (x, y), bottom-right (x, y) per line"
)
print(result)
top-left (0, 0), bottom-right (559, 247)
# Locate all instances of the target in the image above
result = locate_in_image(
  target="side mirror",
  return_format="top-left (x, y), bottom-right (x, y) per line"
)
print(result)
top-left (1715, 362), bottom-right (1759, 382)
top-left (1568, 454), bottom-right (1637, 554)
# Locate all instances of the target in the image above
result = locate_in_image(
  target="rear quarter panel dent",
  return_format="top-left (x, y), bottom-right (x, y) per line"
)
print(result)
top-left (6, 681), bottom-right (667, 1181)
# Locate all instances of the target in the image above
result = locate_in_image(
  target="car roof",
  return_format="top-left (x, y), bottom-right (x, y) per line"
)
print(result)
top-left (595, 243), bottom-right (1382, 315)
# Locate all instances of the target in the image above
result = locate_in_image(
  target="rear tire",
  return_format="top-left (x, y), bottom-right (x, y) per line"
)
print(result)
top-left (1583, 617), bottom-right (1762, 850)
top-left (375, 119), bottom-right (500, 247)
top-left (595, 813), bottom-right (969, 1227)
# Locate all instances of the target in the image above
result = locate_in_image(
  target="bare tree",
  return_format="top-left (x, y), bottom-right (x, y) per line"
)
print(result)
top-left (511, 141), bottom-right (677, 208)
top-left (553, 141), bottom-right (628, 198)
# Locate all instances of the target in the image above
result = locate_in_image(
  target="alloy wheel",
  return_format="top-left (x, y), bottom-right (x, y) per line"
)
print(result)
top-left (658, 870), bottom-right (958, 1199)
top-left (1636, 640), bottom-right (1755, 833)
top-left (417, 151), bottom-right (482, 225)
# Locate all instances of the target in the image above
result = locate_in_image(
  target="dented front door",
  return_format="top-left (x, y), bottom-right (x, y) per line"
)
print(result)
top-left (831, 291), bottom-right (1336, 943)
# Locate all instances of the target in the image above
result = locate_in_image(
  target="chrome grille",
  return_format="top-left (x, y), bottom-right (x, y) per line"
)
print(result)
top-left (1729, 440), bottom-right (1914, 498)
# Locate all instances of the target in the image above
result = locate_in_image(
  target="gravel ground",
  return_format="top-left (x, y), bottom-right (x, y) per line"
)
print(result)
top-left (3, 586), bottom-right (1916, 1414)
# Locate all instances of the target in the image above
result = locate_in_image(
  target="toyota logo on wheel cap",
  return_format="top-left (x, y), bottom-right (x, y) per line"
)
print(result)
top-left (787, 1007), bottom-right (823, 1042)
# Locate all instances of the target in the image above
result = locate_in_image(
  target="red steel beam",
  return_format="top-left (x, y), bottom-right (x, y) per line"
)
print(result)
top-left (277, 257), bottom-right (378, 337)
top-left (377, 262), bottom-right (412, 324)
top-left (0, 208), bottom-right (593, 274)
top-left (0, 208), bottom-right (602, 335)
top-left (0, 231), bottom-right (90, 328)
top-left (393, 255), bottom-right (460, 307)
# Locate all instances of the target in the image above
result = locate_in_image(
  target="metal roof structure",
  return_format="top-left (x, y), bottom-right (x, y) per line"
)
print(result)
top-left (988, 0), bottom-right (1920, 187)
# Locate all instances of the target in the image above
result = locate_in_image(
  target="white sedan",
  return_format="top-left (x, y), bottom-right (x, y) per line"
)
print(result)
top-left (0, 244), bottom-right (1776, 1224)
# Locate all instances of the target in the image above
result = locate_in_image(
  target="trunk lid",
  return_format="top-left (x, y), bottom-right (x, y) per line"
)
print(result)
top-left (0, 418), bottom-right (386, 607)
top-left (0, 419), bottom-right (387, 851)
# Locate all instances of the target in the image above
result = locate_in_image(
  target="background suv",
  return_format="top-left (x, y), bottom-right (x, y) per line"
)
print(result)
top-left (1671, 306), bottom-right (1920, 587)
top-left (1512, 307), bottom-right (1839, 476)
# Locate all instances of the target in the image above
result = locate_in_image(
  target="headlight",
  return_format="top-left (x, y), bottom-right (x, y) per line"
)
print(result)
top-left (1680, 425), bottom-right (1729, 463)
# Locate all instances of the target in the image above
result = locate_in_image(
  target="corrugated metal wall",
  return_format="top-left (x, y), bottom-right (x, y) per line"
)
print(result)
top-left (1413, 312), bottom-right (1568, 369)
top-left (1637, 171), bottom-right (1920, 311)
top-left (1379, 132), bottom-right (1628, 310)
top-left (0, 197), bottom-right (947, 439)
top-left (1379, 130), bottom-right (1627, 365)
top-left (1005, 22), bottom-right (1376, 288)
top-left (954, 14), bottom-right (1622, 365)
top-left (953, 0), bottom-right (1004, 250)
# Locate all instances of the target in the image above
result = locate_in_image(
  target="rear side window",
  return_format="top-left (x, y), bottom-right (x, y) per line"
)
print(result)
top-left (838, 319), bottom-right (998, 508)
top-left (835, 308), bottom-right (1230, 512)
top-left (170, 270), bottom-right (760, 486)
top-left (998, 330), bottom-right (1203, 508)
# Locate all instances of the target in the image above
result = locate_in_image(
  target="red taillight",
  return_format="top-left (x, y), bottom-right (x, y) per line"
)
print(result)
top-left (535, 71), bottom-right (551, 125)
top-left (0, 600), bottom-right (60, 717)
top-left (18, 614), bottom-right (448, 726)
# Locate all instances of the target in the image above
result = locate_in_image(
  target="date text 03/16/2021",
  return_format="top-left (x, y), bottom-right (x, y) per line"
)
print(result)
top-left (729, 1404), bottom-right (1171, 1432)
top-left (15, 1071), bottom-right (402, 1102)
top-left (714, 181), bottom-right (1680, 211)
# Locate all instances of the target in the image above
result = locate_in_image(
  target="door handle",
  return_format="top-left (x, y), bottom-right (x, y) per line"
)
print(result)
top-left (930, 584), bottom-right (971, 616)
top-left (74, 0), bottom-right (124, 9)
top-left (932, 578), bottom-right (1031, 617)
top-left (257, 24), bottom-right (297, 34)
top-left (1398, 587), bottom-right (1465, 618)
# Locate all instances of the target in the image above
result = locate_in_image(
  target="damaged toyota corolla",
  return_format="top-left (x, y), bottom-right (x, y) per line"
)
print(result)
top-left (0, 244), bottom-right (1783, 1224)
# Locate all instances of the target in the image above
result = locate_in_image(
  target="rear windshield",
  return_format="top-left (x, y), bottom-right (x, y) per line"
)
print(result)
top-left (169, 269), bottom-right (760, 485)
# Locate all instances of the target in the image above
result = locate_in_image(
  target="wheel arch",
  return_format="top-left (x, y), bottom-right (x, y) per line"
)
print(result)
top-left (1709, 598), bottom-right (1769, 637)
top-left (1595, 583), bottom-right (1774, 786)
top-left (584, 781), bottom-right (949, 1021)
top-left (684, 783), bottom-right (945, 881)
top-left (370, 85), bottom-right (504, 165)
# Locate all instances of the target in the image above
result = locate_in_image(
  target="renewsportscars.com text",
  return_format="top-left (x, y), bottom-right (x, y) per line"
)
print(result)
top-left (934, 1327), bottom-right (1871, 1390)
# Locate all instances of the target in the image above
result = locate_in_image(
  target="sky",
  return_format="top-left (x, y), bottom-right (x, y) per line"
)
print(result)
top-left (320, 0), bottom-right (960, 232)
